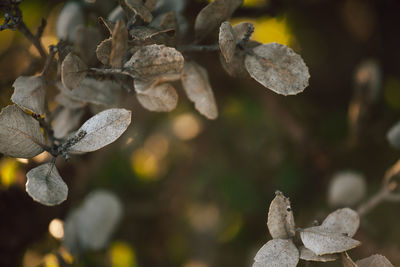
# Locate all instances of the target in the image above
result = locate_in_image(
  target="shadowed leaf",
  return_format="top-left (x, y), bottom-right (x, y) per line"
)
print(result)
top-left (110, 20), bottom-right (128, 68)
top-left (61, 52), bottom-right (87, 90)
top-left (12, 75), bottom-right (46, 115)
top-left (136, 83), bottom-right (178, 112)
top-left (356, 254), bottom-right (394, 267)
top-left (219, 21), bottom-right (236, 64)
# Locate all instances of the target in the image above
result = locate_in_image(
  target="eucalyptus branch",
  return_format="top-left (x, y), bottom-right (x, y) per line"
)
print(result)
top-left (178, 44), bottom-right (220, 52)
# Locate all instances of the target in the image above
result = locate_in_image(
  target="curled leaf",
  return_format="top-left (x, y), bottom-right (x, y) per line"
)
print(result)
top-left (0, 105), bottom-right (45, 158)
top-left (219, 21), bottom-right (236, 63)
top-left (61, 52), bottom-right (87, 90)
top-left (134, 73), bottom-right (181, 92)
top-left (26, 163), bottom-right (68, 206)
top-left (300, 226), bottom-right (361, 256)
top-left (267, 190), bottom-right (295, 239)
top-left (68, 108), bottom-right (132, 153)
top-left (245, 43), bottom-right (310, 95)
top-left (12, 75), bottom-right (45, 115)
top-left (181, 61), bottom-right (218, 120)
top-left (73, 26), bottom-right (103, 65)
top-left (136, 83), bottom-right (178, 112)
top-left (253, 239), bottom-right (299, 267)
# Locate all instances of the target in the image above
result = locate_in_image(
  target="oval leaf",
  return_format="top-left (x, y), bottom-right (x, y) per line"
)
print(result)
top-left (96, 38), bottom-right (112, 65)
top-left (136, 83), bottom-right (178, 112)
top-left (321, 208), bottom-right (360, 237)
top-left (300, 226), bottom-right (361, 256)
top-left (61, 52), bottom-right (87, 90)
top-left (56, 2), bottom-right (85, 42)
top-left (181, 61), bottom-right (218, 120)
top-left (267, 191), bottom-right (296, 239)
top-left (0, 105), bottom-right (45, 158)
top-left (253, 239), bottom-right (299, 267)
top-left (299, 246), bottom-right (338, 262)
top-left (68, 108), bottom-right (132, 153)
top-left (26, 163), bottom-right (68, 206)
top-left (245, 43), bottom-right (310, 95)
top-left (219, 21), bottom-right (236, 63)
top-left (53, 108), bottom-right (84, 139)
top-left (12, 75), bottom-right (45, 115)
top-left (356, 254), bottom-right (394, 267)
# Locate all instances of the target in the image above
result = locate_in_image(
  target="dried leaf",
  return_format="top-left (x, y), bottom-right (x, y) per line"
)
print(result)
top-left (219, 21), bottom-right (236, 64)
top-left (68, 108), bottom-right (131, 153)
top-left (300, 226), bottom-right (361, 256)
top-left (245, 43), bottom-right (310, 95)
top-left (253, 239), bottom-right (299, 267)
top-left (387, 120), bottom-right (400, 149)
top-left (96, 38), bottom-right (112, 65)
top-left (11, 75), bottom-right (45, 115)
top-left (144, 0), bottom-right (158, 11)
top-left (56, 2), bottom-right (85, 42)
top-left (356, 254), bottom-right (394, 267)
top-left (0, 105), bottom-right (45, 158)
top-left (124, 44), bottom-right (184, 78)
top-left (53, 108), bottom-right (84, 139)
top-left (129, 26), bottom-right (175, 46)
top-left (267, 190), bottom-right (296, 239)
top-left (194, 0), bottom-right (243, 41)
top-left (321, 208), bottom-right (360, 237)
top-left (299, 246), bottom-right (338, 262)
top-left (64, 190), bottom-right (122, 254)
top-left (181, 61), bottom-right (218, 120)
top-left (124, 0), bottom-right (153, 23)
top-left (341, 252), bottom-right (358, 267)
top-left (136, 83), bottom-right (178, 112)
top-left (233, 22), bottom-right (254, 41)
top-left (55, 91), bottom-right (86, 109)
top-left (134, 73), bottom-right (181, 92)
top-left (61, 52), bottom-right (87, 90)
top-left (98, 17), bottom-right (115, 34)
top-left (110, 20), bottom-right (128, 68)
top-left (328, 171), bottom-right (366, 207)
top-left (73, 26), bottom-right (103, 65)
top-left (159, 11), bottom-right (177, 31)
top-left (26, 163), bottom-right (68, 206)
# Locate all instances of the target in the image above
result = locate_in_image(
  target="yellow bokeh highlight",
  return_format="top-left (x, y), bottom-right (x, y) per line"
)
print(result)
top-left (218, 213), bottom-right (243, 243)
top-left (43, 254), bottom-right (59, 267)
top-left (172, 113), bottom-right (202, 141)
top-left (0, 158), bottom-right (18, 187)
top-left (110, 241), bottom-right (137, 267)
top-left (0, 30), bottom-right (15, 55)
top-left (48, 218), bottom-right (64, 240)
top-left (243, 0), bottom-right (269, 7)
top-left (29, 35), bottom-right (58, 58)
top-left (231, 16), bottom-right (293, 46)
top-left (131, 148), bottom-right (161, 181)
top-left (384, 76), bottom-right (400, 110)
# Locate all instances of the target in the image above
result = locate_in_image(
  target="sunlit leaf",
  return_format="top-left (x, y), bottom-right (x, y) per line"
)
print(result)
top-left (11, 75), bottom-right (45, 115)
top-left (181, 61), bottom-right (218, 119)
top-left (253, 239), bottom-right (299, 267)
top-left (245, 43), bottom-right (310, 95)
top-left (356, 254), bottom-right (394, 267)
top-left (68, 108), bottom-right (132, 153)
top-left (300, 226), bottom-right (361, 256)
top-left (26, 163), bottom-right (68, 206)
top-left (136, 83), bottom-right (178, 112)
top-left (267, 190), bottom-right (295, 239)
top-left (0, 105), bottom-right (45, 158)
top-left (321, 208), bottom-right (359, 237)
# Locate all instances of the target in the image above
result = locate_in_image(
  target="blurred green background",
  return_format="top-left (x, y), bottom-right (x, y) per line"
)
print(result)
top-left (1, 0), bottom-right (400, 266)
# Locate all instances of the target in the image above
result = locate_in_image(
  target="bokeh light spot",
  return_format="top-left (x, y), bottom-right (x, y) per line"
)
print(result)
top-left (172, 113), bottom-right (202, 140)
top-left (110, 241), bottom-right (137, 267)
top-left (0, 158), bottom-right (18, 187)
top-left (48, 218), bottom-right (64, 240)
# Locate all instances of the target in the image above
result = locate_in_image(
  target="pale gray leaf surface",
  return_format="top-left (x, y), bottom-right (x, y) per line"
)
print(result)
top-left (299, 246), bottom-right (338, 262)
top-left (245, 43), bottom-right (310, 95)
top-left (53, 108), bottom-right (84, 139)
top-left (26, 163), bottom-right (68, 206)
top-left (219, 21), bottom-right (236, 64)
top-left (56, 2), bottom-right (85, 42)
top-left (136, 83), bottom-right (178, 112)
top-left (124, 44), bottom-right (184, 78)
top-left (253, 239), bottom-right (299, 267)
top-left (267, 191), bottom-right (295, 239)
top-left (61, 52), bottom-right (87, 90)
top-left (328, 171), bottom-right (366, 207)
top-left (73, 26), bottom-right (103, 65)
top-left (181, 61), bottom-right (218, 120)
top-left (387, 120), bottom-right (400, 149)
top-left (356, 254), bottom-right (394, 267)
top-left (194, 0), bottom-right (243, 41)
top-left (110, 19), bottom-right (128, 69)
top-left (63, 190), bottom-right (122, 253)
top-left (233, 22), bottom-right (254, 41)
top-left (341, 252), bottom-right (358, 267)
top-left (96, 38), bottom-right (112, 65)
top-left (0, 105), bottom-right (45, 158)
top-left (68, 108), bottom-right (131, 153)
top-left (55, 91), bottom-right (87, 109)
top-left (321, 208), bottom-right (359, 237)
top-left (300, 226), bottom-right (361, 256)
top-left (12, 75), bottom-right (45, 115)
top-left (134, 73), bottom-right (181, 92)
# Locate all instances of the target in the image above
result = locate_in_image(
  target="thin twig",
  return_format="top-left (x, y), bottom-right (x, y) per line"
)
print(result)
top-left (178, 44), bottom-right (220, 52)
top-left (16, 19), bottom-right (47, 59)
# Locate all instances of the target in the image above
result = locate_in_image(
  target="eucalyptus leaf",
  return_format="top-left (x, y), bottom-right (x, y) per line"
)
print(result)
top-left (96, 38), bottom-right (112, 65)
top-left (299, 246), bottom-right (338, 262)
top-left (253, 239), bottom-right (299, 267)
top-left (68, 108), bottom-right (132, 153)
top-left (0, 105), bottom-right (45, 158)
top-left (56, 2), bottom-right (85, 42)
top-left (53, 108), bottom-right (84, 139)
top-left (356, 254), bottom-right (394, 267)
top-left (245, 43), bottom-right (310, 95)
top-left (181, 61), bottom-right (218, 120)
top-left (341, 252), bottom-right (358, 267)
top-left (321, 208), bottom-right (360, 237)
top-left (110, 19), bottom-right (128, 69)
top-left (219, 21), bottom-right (236, 64)
top-left (26, 163), bottom-right (68, 206)
top-left (61, 52), bottom-right (87, 90)
top-left (136, 83), bottom-right (178, 112)
top-left (12, 75), bottom-right (46, 115)
top-left (267, 190), bottom-right (296, 239)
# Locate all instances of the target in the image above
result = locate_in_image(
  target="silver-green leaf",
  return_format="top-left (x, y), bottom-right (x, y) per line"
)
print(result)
top-left (12, 75), bottom-right (46, 115)
top-left (253, 239), bottom-right (299, 267)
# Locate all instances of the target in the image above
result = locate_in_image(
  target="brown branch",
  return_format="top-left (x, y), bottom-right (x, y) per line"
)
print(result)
top-left (16, 20), bottom-right (47, 59)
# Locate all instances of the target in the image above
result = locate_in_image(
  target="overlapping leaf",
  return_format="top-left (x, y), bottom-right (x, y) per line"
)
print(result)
top-left (299, 246), bottom-right (338, 262)
top-left (219, 21), bottom-right (236, 63)
top-left (26, 163), bottom-right (68, 206)
top-left (321, 208), bottom-right (360, 237)
top-left (61, 52), bottom-right (87, 90)
top-left (136, 83), bottom-right (178, 112)
top-left (12, 75), bottom-right (45, 115)
top-left (68, 108), bottom-right (131, 153)
top-left (267, 190), bottom-right (295, 239)
top-left (356, 254), bottom-right (394, 267)
top-left (110, 19), bottom-right (128, 69)
top-left (53, 108), bottom-right (84, 139)
top-left (96, 38), bottom-right (112, 65)
top-left (245, 43), bottom-right (310, 95)
top-left (253, 239), bottom-right (299, 267)
top-left (0, 105), bottom-right (45, 158)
